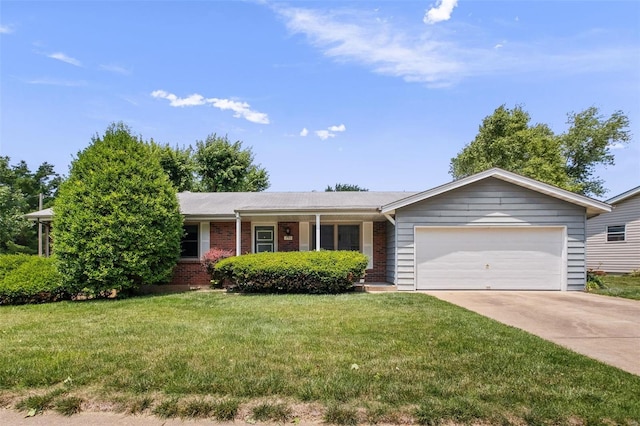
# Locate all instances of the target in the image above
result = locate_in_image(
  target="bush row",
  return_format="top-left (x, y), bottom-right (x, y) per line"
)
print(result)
top-left (214, 251), bottom-right (368, 294)
top-left (0, 254), bottom-right (69, 305)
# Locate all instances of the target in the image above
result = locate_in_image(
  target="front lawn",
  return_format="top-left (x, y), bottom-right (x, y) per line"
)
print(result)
top-left (1, 292), bottom-right (639, 424)
top-left (589, 274), bottom-right (640, 300)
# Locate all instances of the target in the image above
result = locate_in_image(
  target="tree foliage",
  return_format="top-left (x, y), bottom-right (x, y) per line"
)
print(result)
top-left (53, 123), bottom-right (183, 295)
top-left (149, 142), bottom-right (194, 192)
top-left (152, 135), bottom-right (269, 192)
top-left (449, 105), bottom-right (631, 197)
top-left (560, 107), bottom-right (631, 196)
top-left (325, 183), bottom-right (369, 192)
top-left (0, 157), bottom-right (62, 253)
top-left (0, 186), bottom-right (30, 254)
top-left (194, 134), bottom-right (269, 192)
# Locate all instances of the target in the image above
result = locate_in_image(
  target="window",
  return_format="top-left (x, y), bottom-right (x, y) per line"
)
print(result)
top-left (181, 224), bottom-right (199, 258)
top-left (606, 225), bottom-right (626, 242)
top-left (311, 224), bottom-right (360, 251)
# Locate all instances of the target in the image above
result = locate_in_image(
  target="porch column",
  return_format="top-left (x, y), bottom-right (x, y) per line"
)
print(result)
top-left (235, 212), bottom-right (242, 256)
top-left (315, 214), bottom-right (321, 251)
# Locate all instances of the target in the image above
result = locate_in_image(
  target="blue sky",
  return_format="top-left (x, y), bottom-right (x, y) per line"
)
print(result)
top-left (1, 0), bottom-right (639, 198)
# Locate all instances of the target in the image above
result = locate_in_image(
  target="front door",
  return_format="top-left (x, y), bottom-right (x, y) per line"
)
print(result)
top-left (255, 226), bottom-right (275, 253)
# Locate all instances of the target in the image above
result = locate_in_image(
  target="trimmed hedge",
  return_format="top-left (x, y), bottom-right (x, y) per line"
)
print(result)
top-left (0, 254), bottom-right (33, 281)
top-left (0, 255), bottom-right (69, 305)
top-left (214, 251), bottom-right (369, 294)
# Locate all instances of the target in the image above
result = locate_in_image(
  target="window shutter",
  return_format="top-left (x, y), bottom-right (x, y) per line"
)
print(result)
top-left (299, 222), bottom-right (309, 251)
top-left (199, 221), bottom-right (210, 258)
top-left (363, 221), bottom-right (373, 269)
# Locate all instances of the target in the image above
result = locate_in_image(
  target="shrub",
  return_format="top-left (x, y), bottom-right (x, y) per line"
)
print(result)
top-left (200, 247), bottom-right (234, 278)
top-left (0, 256), bottom-right (68, 305)
top-left (0, 253), bottom-right (33, 280)
top-left (53, 123), bottom-right (183, 296)
top-left (586, 269), bottom-right (607, 290)
top-left (214, 251), bottom-right (368, 294)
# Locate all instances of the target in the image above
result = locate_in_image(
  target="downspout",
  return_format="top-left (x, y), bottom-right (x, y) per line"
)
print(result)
top-left (235, 212), bottom-right (242, 256)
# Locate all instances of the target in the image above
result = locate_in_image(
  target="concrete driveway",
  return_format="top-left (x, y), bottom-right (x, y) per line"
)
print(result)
top-left (425, 291), bottom-right (640, 376)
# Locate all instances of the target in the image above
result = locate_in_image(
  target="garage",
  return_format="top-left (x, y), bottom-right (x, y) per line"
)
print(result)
top-left (415, 226), bottom-right (565, 290)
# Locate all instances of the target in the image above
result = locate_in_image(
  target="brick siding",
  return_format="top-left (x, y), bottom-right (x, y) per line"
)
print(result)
top-left (170, 220), bottom-right (388, 286)
top-left (278, 222), bottom-right (299, 252)
top-left (209, 221), bottom-right (251, 253)
top-left (169, 260), bottom-right (210, 286)
top-left (364, 221), bottom-right (387, 283)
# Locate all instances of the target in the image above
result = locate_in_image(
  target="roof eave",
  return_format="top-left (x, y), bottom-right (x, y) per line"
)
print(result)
top-left (235, 207), bottom-right (382, 216)
top-left (605, 185), bottom-right (640, 205)
top-left (381, 168), bottom-right (612, 215)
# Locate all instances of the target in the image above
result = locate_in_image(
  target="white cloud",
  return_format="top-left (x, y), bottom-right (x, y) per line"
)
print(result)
top-left (151, 90), bottom-right (269, 124)
top-left (314, 124), bottom-right (347, 140)
top-left (276, 6), bottom-right (462, 87)
top-left (300, 127), bottom-right (309, 136)
top-left (26, 78), bottom-right (87, 87)
top-left (151, 90), bottom-right (207, 107)
top-left (328, 124), bottom-right (346, 132)
top-left (494, 43), bottom-right (504, 49)
top-left (315, 130), bottom-right (335, 140)
top-left (274, 4), bottom-right (638, 88)
top-left (208, 98), bottom-right (270, 124)
top-left (0, 24), bottom-right (14, 34)
top-left (100, 64), bottom-right (131, 75)
top-left (609, 142), bottom-right (626, 150)
top-left (424, 0), bottom-right (458, 24)
top-left (47, 52), bottom-right (82, 67)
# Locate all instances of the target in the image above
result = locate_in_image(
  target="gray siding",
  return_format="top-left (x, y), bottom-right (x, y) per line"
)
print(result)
top-left (395, 178), bottom-right (587, 291)
top-left (386, 221), bottom-right (396, 283)
top-left (586, 194), bottom-right (640, 273)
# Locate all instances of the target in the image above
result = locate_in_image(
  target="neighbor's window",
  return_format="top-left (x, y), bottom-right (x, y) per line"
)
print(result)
top-left (311, 224), bottom-right (360, 251)
top-left (181, 224), bottom-right (199, 258)
top-left (606, 225), bottom-right (626, 242)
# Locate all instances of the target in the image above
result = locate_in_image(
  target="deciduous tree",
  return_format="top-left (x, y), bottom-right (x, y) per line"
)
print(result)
top-left (194, 134), bottom-right (269, 192)
top-left (0, 156), bottom-right (62, 253)
top-left (325, 183), bottom-right (369, 192)
top-left (450, 105), bottom-right (630, 197)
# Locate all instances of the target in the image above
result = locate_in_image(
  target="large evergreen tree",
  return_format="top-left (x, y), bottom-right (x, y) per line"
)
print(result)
top-left (53, 123), bottom-right (183, 295)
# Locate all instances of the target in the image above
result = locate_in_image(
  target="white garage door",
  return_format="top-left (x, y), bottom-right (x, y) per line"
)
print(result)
top-left (415, 227), bottom-right (565, 290)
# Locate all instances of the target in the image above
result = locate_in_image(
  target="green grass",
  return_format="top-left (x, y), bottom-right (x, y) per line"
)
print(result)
top-left (589, 274), bottom-right (640, 300)
top-left (1, 292), bottom-right (639, 424)
top-left (251, 401), bottom-right (291, 422)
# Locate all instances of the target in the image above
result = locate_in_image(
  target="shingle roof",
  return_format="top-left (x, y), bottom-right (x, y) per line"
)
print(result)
top-left (178, 191), bottom-right (416, 216)
top-left (605, 185), bottom-right (640, 205)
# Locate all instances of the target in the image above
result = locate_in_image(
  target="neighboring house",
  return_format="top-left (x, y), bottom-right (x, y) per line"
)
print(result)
top-left (586, 185), bottom-right (640, 274)
top-left (25, 168), bottom-right (610, 291)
